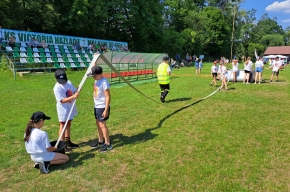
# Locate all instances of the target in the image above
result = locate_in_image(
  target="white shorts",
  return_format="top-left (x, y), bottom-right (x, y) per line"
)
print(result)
top-left (31, 152), bottom-right (55, 162)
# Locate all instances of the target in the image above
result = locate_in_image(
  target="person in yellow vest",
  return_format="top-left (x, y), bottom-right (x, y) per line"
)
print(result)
top-left (157, 56), bottom-right (171, 103)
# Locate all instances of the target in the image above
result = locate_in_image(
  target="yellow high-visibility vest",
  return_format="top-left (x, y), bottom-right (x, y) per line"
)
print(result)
top-left (157, 62), bottom-right (170, 84)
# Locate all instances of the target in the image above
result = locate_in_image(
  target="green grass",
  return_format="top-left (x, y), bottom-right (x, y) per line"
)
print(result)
top-left (0, 63), bottom-right (290, 191)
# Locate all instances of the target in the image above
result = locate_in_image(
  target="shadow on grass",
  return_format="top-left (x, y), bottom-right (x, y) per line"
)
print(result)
top-left (166, 97), bottom-right (191, 103)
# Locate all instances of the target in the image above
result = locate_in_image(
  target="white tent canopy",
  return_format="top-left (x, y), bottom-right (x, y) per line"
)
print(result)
top-left (263, 54), bottom-right (288, 59)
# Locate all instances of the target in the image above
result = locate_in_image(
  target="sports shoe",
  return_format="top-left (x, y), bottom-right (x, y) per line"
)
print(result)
top-left (254, 82), bottom-right (256, 84)
top-left (34, 163), bottom-right (39, 169)
top-left (210, 84), bottom-right (212, 86)
top-left (38, 161), bottom-right (50, 174)
top-left (64, 146), bottom-right (73, 153)
top-left (276, 80), bottom-right (278, 82)
top-left (270, 80), bottom-right (272, 82)
top-left (67, 141), bottom-right (79, 148)
top-left (160, 97), bottom-right (165, 103)
top-left (90, 141), bottom-right (105, 149)
top-left (99, 144), bottom-right (113, 152)
top-left (258, 82), bottom-right (261, 84)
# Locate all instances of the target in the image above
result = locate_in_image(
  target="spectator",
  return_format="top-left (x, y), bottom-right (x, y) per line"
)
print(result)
top-left (8, 36), bottom-right (15, 48)
top-left (243, 57), bottom-right (253, 84)
top-left (269, 56), bottom-right (282, 82)
top-left (73, 41), bottom-right (82, 50)
top-left (28, 38), bottom-right (36, 48)
top-left (232, 59), bottom-right (239, 83)
top-left (34, 39), bottom-right (40, 48)
top-left (186, 53), bottom-right (190, 63)
top-left (40, 40), bottom-right (48, 48)
top-left (254, 56), bottom-right (264, 84)
top-left (87, 43), bottom-right (95, 52)
top-left (175, 53), bottom-right (180, 64)
top-left (210, 61), bottom-right (218, 87)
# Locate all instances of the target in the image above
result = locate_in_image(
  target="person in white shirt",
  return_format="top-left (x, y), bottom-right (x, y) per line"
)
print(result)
top-left (220, 62), bottom-right (228, 90)
top-left (24, 111), bottom-right (69, 174)
top-left (243, 57), bottom-right (253, 84)
top-left (88, 66), bottom-right (113, 152)
top-left (254, 57), bottom-right (264, 84)
top-left (231, 59), bottom-right (239, 83)
top-left (269, 56), bottom-right (282, 82)
top-left (210, 61), bottom-right (218, 86)
top-left (53, 70), bottom-right (80, 153)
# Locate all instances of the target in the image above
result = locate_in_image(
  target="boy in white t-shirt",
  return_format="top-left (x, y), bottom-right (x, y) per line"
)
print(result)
top-left (269, 56), bottom-right (282, 82)
top-left (53, 70), bottom-right (79, 153)
top-left (210, 61), bottom-right (218, 86)
top-left (89, 66), bottom-right (113, 152)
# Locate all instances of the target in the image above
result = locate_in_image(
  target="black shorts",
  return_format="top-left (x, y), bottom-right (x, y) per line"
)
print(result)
top-left (159, 84), bottom-right (170, 91)
top-left (272, 70), bottom-right (279, 75)
top-left (244, 70), bottom-right (251, 74)
top-left (94, 107), bottom-right (110, 122)
top-left (212, 73), bottom-right (217, 77)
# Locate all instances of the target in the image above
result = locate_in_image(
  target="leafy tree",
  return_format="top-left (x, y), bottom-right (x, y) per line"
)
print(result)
top-left (260, 34), bottom-right (284, 47)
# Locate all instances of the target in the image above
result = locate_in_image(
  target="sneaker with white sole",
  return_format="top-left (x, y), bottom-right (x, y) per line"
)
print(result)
top-left (99, 144), bottom-right (113, 152)
top-left (38, 161), bottom-right (50, 174)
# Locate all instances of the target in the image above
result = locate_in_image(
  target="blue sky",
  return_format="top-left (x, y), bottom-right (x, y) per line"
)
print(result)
top-left (240, 0), bottom-right (290, 29)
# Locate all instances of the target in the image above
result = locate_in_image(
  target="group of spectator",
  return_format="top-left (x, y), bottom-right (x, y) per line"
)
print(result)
top-left (28, 38), bottom-right (48, 49)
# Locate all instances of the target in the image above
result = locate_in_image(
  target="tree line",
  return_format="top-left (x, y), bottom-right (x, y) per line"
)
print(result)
top-left (1, 0), bottom-right (289, 60)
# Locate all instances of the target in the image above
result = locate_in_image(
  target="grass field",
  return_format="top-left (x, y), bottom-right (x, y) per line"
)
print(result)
top-left (0, 62), bottom-right (289, 192)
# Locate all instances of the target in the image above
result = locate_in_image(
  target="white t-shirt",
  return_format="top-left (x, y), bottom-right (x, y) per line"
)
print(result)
top-left (25, 128), bottom-right (55, 162)
top-left (94, 77), bottom-right (110, 108)
top-left (232, 62), bottom-right (239, 71)
top-left (220, 66), bottom-right (228, 78)
top-left (272, 60), bottom-right (282, 72)
top-left (255, 60), bottom-right (264, 68)
top-left (53, 80), bottom-right (77, 122)
top-left (211, 65), bottom-right (218, 73)
top-left (244, 61), bottom-right (252, 71)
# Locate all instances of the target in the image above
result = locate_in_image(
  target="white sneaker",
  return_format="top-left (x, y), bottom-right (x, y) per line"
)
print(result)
top-left (254, 82), bottom-right (256, 84)
top-left (258, 82), bottom-right (261, 84)
top-left (38, 161), bottom-right (50, 174)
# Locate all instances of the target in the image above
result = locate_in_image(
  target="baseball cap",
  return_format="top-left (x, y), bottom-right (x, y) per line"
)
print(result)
top-left (163, 56), bottom-right (169, 61)
top-left (88, 66), bottom-right (103, 76)
top-left (55, 70), bottom-right (68, 84)
top-left (30, 111), bottom-right (51, 122)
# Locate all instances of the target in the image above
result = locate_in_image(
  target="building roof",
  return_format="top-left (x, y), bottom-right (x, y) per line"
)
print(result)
top-left (264, 46), bottom-right (290, 55)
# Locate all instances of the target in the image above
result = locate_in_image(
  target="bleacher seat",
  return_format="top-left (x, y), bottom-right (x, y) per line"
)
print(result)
top-left (71, 63), bottom-right (77, 68)
top-left (13, 52), bottom-right (20, 58)
top-left (66, 54), bottom-right (72, 57)
top-left (34, 58), bottom-right (41, 63)
top-left (86, 58), bottom-right (91, 62)
top-left (84, 54), bottom-right (89, 58)
top-left (76, 54), bottom-right (81, 58)
top-left (58, 58), bottom-right (64, 62)
top-left (41, 57), bottom-right (46, 63)
top-left (54, 45), bottom-right (59, 49)
top-left (33, 48), bottom-right (39, 52)
top-left (44, 48), bottom-right (50, 53)
top-left (21, 42), bottom-right (27, 47)
top-left (20, 58), bottom-right (28, 63)
top-left (27, 52), bottom-right (33, 57)
top-left (57, 53), bottom-right (62, 57)
top-left (60, 63), bottom-right (66, 68)
top-left (63, 45), bottom-right (68, 49)
top-left (65, 49), bottom-right (70, 54)
top-left (6, 46), bottom-right (13, 51)
top-left (20, 47), bottom-right (26, 52)
top-left (54, 63), bottom-right (60, 68)
top-left (55, 48), bottom-right (60, 53)
top-left (78, 58), bottom-right (83, 62)
top-left (80, 62), bottom-right (86, 67)
top-left (15, 43), bottom-right (21, 47)
top-left (13, 47), bottom-right (20, 52)
top-left (46, 53), bottom-right (51, 57)
top-left (40, 52), bottom-right (45, 58)
top-left (20, 52), bottom-right (27, 57)
top-left (27, 47), bottom-right (33, 52)
top-left (68, 57), bottom-right (74, 62)
top-left (34, 53), bottom-right (40, 57)
top-left (47, 57), bottom-right (53, 63)
top-left (38, 48), bottom-right (44, 53)
top-left (27, 57), bottom-right (34, 62)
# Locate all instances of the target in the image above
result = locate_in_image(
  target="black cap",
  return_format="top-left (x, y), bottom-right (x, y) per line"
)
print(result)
top-left (163, 56), bottom-right (169, 61)
top-left (55, 70), bottom-right (68, 84)
top-left (88, 66), bottom-right (103, 76)
top-left (30, 111), bottom-right (51, 122)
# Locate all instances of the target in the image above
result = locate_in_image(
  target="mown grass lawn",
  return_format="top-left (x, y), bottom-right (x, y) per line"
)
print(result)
top-left (0, 62), bottom-right (289, 192)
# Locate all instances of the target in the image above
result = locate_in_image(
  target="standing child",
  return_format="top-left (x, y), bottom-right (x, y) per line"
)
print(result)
top-left (269, 56), bottom-right (282, 82)
top-left (199, 59), bottom-right (203, 73)
top-left (24, 111), bottom-right (69, 174)
top-left (210, 61), bottom-right (218, 86)
top-left (195, 58), bottom-right (199, 74)
top-left (254, 57), bottom-right (264, 84)
top-left (232, 59), bottom-right (239, 83)
top-left (220, 62), bottom-right (228, 90)
top-left (53, 70), bottom-right (79, 153)
top-left (89, 66), bottom-right (113, 152)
